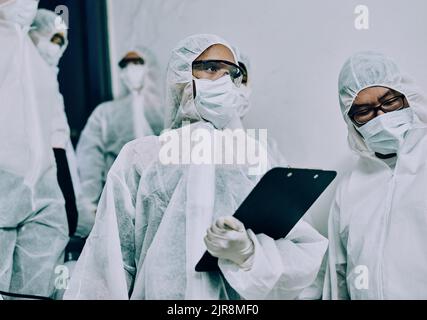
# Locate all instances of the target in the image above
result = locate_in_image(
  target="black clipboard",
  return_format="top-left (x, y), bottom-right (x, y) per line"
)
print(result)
top-left (195, 167), bottom-right (337, 272)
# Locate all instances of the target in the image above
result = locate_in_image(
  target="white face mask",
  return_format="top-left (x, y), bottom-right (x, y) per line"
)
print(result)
top-left (36, 39), bottom-right (62, 66)
top-left (236, 84), bottom-right (252, 118)
top-left (193, 75), bottom-right (240, 129)
top-left (1, 0), bottom-right (38, 28)
top-left (357, 108), bottom-right (415, 155)
top-left (121, 64), bottom-right (146, 92)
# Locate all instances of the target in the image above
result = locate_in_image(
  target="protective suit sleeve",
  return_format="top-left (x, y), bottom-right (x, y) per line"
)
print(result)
top-left (295, 252), bottom-right (327, 300)
top-left (51, 89), bottom-right (70, 150)
top-left (64, 143), bottom-right (140, 299)
top-left (322, 196), bottom-right (349, 300)
top-left (75, 109), bottom-right (106, 237)
top-left (219, 220), bottom-right (328, 300)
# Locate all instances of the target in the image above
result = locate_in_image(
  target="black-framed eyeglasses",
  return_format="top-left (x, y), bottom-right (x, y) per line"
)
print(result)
top-left (238, 61), bottom-right (249, 85)
top-left (192, 59), bottom-right (245, 87)
top-left (348, 94), bottom-right (407, 126)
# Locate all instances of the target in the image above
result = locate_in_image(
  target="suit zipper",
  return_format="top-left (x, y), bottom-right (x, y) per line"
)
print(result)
top-left (377, 161), bottom-right (397, 299)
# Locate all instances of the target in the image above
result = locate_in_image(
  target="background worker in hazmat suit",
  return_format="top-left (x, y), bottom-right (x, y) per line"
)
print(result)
top-left (29, 8), bottom-right (80, 237)
top-left (64, 34), bottom-right (327, 300)
top-left (0, 0), bottom-right (68, 298)
top-left (75, 47), bottom-right (164, 237)
top-left (324, 51), bottom-right (427, 299)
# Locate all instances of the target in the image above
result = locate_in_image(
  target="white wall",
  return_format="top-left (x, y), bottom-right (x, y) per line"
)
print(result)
top-left (107, 0), bottom-right (427, 234)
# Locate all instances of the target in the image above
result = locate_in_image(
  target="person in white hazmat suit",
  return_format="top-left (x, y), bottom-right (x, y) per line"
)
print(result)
top-left (64, 34), bottom-right (327, 300)
top-left (0, 0), bottom-right (68, 298)
top-left (29, 9), bottom-right (80, 236)
top-left (75, 47), bottom-right (164, 237)
top-left (323, 51), bottom-right (427, 299)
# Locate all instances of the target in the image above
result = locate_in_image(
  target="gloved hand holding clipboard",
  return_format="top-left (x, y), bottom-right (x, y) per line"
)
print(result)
top-left (196, 167), bottom-right (336, 272)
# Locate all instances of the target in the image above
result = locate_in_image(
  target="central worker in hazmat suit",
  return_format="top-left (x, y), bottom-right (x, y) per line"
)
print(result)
top-left (65, 34), bottom-right (327, 300)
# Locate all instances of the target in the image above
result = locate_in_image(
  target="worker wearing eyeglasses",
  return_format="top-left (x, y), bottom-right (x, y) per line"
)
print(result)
top-left (323, 51), bottom-right (427, 299)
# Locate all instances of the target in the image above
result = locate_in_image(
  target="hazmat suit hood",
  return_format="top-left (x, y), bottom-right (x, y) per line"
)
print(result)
top-left (338, 51), bottom-right (427, 157)
top-left (232, 46), bottom-right (252, 119)
top-left (164, 33), bottom-right (240, 130)
top-left (29, 9), bottom-right (69, 66)
top-left (119, 45), bottom-right (164, 135)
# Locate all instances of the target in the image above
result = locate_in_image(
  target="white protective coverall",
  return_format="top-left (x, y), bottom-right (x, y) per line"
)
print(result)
top-left (0, 0), bottom-right (68, 298)
top-left (324, 51), bottom-right (427, 299)
top-left (75, 46), bottom-right (164, 237)
top-left (29, 9), bottom-right (80, 194)
top-left (64, 34), bottom-right (327, 300)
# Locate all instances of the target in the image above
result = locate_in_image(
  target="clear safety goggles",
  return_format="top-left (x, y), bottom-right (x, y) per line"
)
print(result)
top-left (192, 60), bottom-right (245, 87)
